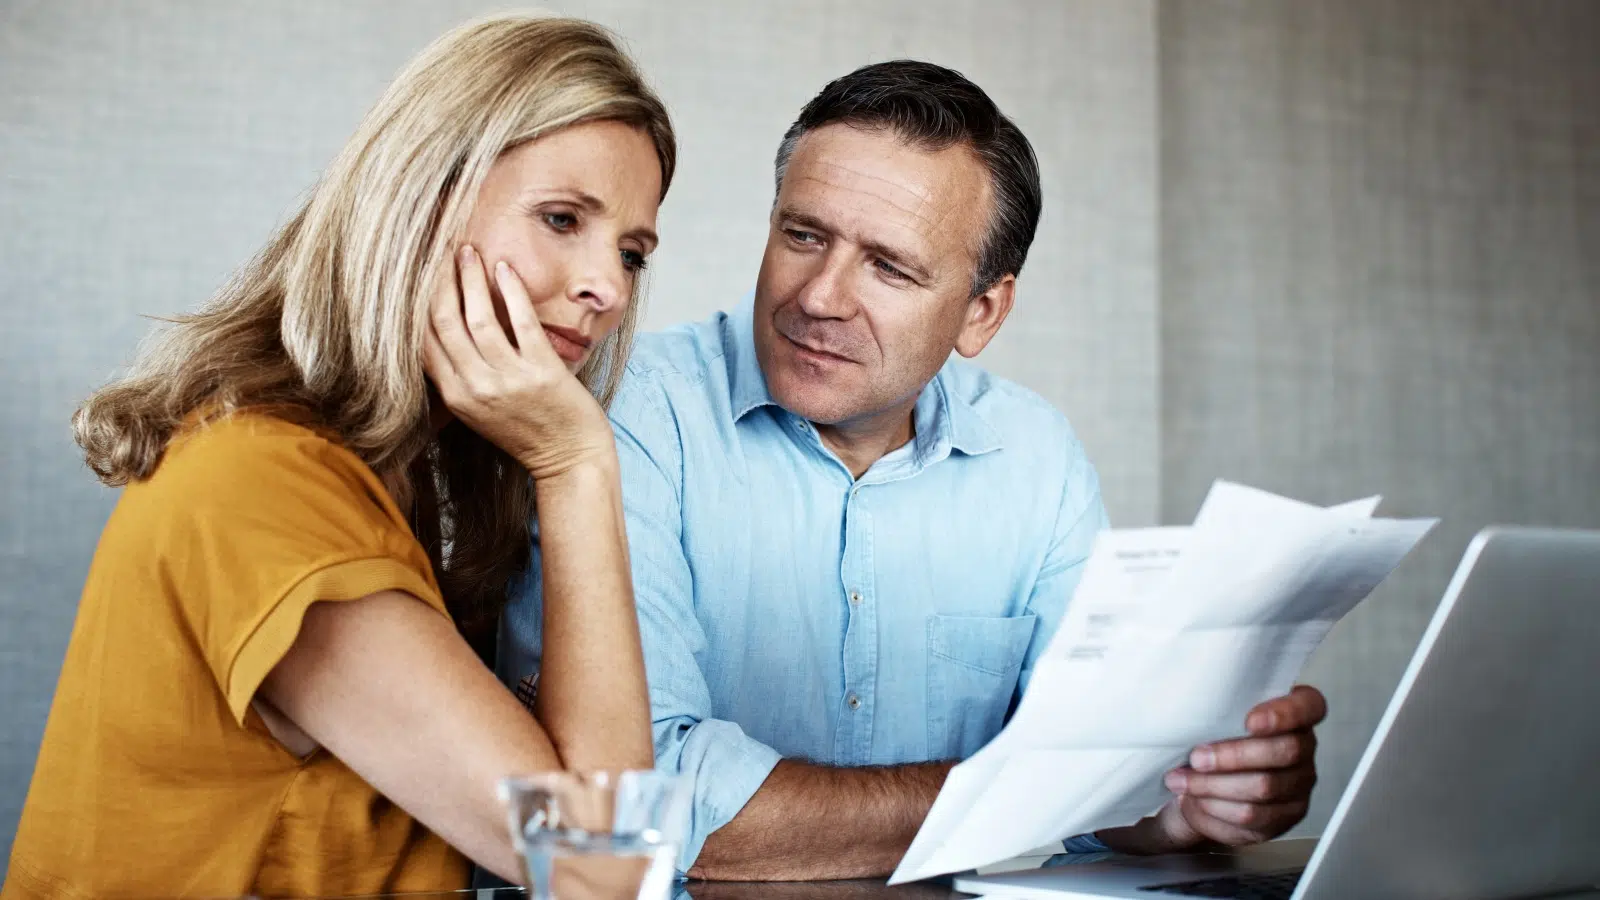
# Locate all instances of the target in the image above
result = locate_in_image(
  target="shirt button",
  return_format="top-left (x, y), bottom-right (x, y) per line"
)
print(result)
top-left (849, 591), bottom-right (862, 607)
top-left (847, 693), bottom-right (862, 710)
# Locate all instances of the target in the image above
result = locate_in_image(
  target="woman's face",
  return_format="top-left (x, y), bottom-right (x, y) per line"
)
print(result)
top-left (461, 119), bottom-right (662, 372)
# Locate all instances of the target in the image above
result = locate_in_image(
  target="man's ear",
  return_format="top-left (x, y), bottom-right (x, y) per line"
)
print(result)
top-left (953, 274), bottom-right (1016, 359)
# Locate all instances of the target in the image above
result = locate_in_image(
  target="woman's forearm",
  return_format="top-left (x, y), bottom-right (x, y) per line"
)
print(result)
top-left (262, 592), bottom-right (560, 882)
top-left (530, 454), bottom-right (654, 770)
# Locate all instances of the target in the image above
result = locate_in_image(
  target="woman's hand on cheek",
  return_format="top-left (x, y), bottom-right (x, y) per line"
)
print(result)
top-left (422, 244), bottom-right (617, 480)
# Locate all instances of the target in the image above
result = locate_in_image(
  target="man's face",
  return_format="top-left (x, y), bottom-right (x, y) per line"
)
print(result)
top-left (752, 123), bottom-right (1003, 427)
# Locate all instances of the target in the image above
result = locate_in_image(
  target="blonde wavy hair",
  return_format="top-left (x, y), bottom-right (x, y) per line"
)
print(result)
top-left (72, 14), bottom-right (676, 646)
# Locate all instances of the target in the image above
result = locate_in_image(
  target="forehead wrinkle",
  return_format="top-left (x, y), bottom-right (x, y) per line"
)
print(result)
top-left (799, 158), bottom-right (942, 226)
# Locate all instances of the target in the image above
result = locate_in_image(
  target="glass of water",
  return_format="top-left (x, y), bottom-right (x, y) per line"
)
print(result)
top-left (498, 770), bottom-right (690, 900)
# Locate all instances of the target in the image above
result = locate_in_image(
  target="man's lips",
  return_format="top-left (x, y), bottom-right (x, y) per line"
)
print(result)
top-left (542, 324), bottom-right (592, 363)
top-left (782, 333), bottom-right (854, 365)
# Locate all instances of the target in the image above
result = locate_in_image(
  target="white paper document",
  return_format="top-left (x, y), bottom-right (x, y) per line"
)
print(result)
top-left (889, 480), bottom-right (1437, 884)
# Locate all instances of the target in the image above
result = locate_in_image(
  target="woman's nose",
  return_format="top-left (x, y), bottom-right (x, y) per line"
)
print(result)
top-left (567, 247), bottom-right (629, 315)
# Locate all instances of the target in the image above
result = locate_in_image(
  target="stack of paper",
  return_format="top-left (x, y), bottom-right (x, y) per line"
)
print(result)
top-left (889, 481), bottom-right (1436, 884)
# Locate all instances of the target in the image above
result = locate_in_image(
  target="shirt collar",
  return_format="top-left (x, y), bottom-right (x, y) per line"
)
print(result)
top-left (724, 300), bottom-right (776, 421)
top-left (919, 364), bottom-right (1004, 460)
top-left (722, 298), bottom-right (1003, 458)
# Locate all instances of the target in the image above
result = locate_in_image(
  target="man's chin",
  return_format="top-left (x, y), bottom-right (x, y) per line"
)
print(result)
top-left (768, 380), bottom-right (858, 426)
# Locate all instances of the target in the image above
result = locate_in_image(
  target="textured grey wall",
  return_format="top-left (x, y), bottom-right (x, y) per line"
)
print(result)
top-left (1159, 0), bottom-right (1600, 834)
top-left (0, 0), bottom-right (1157, 871)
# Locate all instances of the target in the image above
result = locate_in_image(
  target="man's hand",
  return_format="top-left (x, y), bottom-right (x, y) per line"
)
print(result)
top-left (1100, 685), bottom-right (1326, 855)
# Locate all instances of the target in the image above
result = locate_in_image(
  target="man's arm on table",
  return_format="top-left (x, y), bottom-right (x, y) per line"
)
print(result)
top-left (690, 760), bottom-right (956, 881)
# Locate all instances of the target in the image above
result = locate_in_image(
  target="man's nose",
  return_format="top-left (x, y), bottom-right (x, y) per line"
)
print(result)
top-left (793, 252), bottom-right (857, 320)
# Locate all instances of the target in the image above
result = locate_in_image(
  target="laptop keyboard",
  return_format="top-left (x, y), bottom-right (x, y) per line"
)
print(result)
top-left (1137, 868), bottom-right (1305, 899)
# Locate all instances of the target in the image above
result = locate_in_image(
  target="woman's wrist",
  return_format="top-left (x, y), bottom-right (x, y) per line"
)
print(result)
top-left (526, 447), bottom-right (621, 489)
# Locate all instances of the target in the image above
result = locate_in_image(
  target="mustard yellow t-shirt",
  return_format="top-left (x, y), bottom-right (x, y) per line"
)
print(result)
top-left (3, 413), bottom-right (469, 899)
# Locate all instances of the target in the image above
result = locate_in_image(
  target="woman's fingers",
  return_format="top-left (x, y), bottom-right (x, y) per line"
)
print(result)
top-left (423, 244), bottom-right (614, 479)
top-left (429, 249), bottom-right (489, 379)
top-left (492, 260), bottom-right (562, 367)
top-left (421, 319), bottom-right (449, 380)
top-left (457, 245), bottom-right (519, 367)
top-left (422, 322), bottom-right (461, 401)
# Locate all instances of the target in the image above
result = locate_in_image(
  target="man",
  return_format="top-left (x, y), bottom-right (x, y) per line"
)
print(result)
top-left (502, 60), bottom-right (1325, 881)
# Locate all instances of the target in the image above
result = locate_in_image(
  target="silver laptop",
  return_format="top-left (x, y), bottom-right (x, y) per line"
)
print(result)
top-left (955, 527), bottom-right (1600, 900)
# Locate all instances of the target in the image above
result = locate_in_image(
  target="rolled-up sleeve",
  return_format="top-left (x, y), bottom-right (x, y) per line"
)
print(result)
top-left (609, 373), bottom-right (781, 872)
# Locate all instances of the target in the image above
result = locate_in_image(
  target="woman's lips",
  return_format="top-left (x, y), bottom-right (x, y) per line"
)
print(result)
top-left (542, 324), bottom-right (592, 363)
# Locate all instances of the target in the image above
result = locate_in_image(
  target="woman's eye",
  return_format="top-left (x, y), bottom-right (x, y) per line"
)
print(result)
top-left (543, 212), bottom-right (577, 231)
top-left (621, 249), bottom-right (648, 273)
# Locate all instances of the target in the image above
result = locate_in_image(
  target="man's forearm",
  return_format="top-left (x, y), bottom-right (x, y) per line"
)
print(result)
top-left (689, 759), bottom-right (956, 881)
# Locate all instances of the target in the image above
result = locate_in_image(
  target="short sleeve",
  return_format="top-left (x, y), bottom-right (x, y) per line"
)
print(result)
top-left (137, 414), bottom-right (450, 726)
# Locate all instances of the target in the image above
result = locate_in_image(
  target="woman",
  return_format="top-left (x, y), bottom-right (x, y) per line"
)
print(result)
top-left (4, 14), bottom-right (673, 898)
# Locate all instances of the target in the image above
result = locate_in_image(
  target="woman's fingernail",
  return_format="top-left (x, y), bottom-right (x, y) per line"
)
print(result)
top-left (1165, 771), bottom-right (1188, 793)
top-left (496, 260), bottom-right (510, 279)
top-left (1191, 747), bottom-right (1217, 771)
top-left (460, 244), bottom-right (475, 263)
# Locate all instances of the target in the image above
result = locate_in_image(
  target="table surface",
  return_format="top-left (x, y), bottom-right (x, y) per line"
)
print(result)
top-left (413, 882), bottom-right (1600, 900)
top-left (321, 882), bottom-right (973, 899)
top-left (325, 882), bottom-right (1600, 900)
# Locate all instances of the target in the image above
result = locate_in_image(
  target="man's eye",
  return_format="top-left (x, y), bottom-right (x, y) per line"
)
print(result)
top-left (875, 259), bottom-right (908, 280)
top-left (543, 212), bottom-right (577, 231)
top-left (785, 228), bottom-right (819, 245)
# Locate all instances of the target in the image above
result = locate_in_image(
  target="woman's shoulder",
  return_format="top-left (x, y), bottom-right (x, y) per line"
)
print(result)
top-left (164, 407), bottom-right (369, 476)
top-left (134, 408), bottom-right (405, 537)
top-left (168, 406), bottom-right (347, 457)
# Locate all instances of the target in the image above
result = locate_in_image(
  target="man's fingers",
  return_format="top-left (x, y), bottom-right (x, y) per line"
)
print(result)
top-left (1191, 730), bottom-right (1315, 773)
top-left (1246, 685), bottom-right (1328, 735)
top-left (1167, 765), bottom-right (1317, 803)
top-left (1174, 796), bottom-right (1261, 847)
top-left (1187, 796), bottom-right (1307, 837)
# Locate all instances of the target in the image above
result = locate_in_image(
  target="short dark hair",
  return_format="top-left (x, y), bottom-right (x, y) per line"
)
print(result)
top-left (774, 60), bottom-right (1043, 296)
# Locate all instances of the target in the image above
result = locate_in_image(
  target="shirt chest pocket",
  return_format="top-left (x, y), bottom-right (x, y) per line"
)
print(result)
top-left (925, 613), bottom-right (1037, 760)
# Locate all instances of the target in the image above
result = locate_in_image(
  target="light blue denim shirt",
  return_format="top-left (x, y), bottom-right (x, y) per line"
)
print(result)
top-left (500, 303), bottom-right (1110, 871)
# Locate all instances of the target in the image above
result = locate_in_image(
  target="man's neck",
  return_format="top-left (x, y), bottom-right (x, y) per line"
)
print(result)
top-left (814, 400), bottom-right (918, 480)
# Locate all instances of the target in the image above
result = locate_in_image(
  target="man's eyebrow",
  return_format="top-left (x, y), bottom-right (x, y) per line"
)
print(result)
top-left (532, 188), bottom-right (659, 250)
top-left (776, 206), bottom-right (931, 282)
top-left (775, 206), bottom-right (833, 236)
